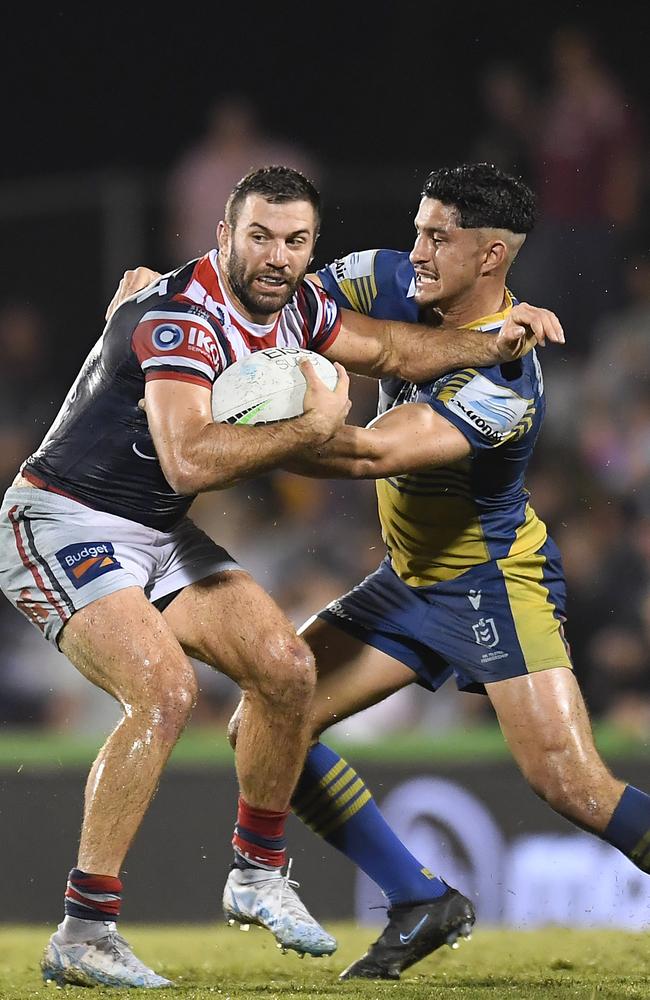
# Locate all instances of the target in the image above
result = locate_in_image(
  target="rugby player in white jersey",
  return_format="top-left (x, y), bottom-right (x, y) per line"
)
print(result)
top-left (36, 165), bottom-right (561, 989)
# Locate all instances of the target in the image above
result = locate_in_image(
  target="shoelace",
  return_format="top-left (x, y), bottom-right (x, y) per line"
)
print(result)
top-left (278, 860), bottom-right (318, 922)
top-left (99, 931), bottom-right (151, 971)
top-left (251, 859), bottom-right (315, 923)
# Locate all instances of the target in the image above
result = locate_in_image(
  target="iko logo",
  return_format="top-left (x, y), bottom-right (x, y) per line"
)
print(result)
top-left (472, 617), bottom-right (499, 648)
top-left (468, 590), bottom-right (482, 610)
top-left (56, 542), bottom-right (122, 589)
top-left (152, 323), bottom-right (184, 351)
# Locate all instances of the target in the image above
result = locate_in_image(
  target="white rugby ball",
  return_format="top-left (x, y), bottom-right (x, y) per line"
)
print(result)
top-left (212, 347), bottom-right (338, 425)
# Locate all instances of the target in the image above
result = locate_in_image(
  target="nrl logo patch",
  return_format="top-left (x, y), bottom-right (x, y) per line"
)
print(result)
top-left (472, 617), bottom-right (499, 648)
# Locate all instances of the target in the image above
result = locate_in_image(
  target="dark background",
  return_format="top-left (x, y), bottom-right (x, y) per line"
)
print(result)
top-left (5, 2), bottom-right (649, 180)
top-left (1, 1), bottom-right (649, 762)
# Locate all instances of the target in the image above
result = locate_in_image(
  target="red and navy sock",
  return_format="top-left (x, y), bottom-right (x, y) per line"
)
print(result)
top-left (64, 868), bottom-right (123, 921)
top-left (232, 797), bottom-right (288, 870)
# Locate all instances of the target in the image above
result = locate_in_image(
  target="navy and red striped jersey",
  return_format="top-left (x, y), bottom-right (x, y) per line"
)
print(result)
top-left (24, 251), bottom-right (341, 530)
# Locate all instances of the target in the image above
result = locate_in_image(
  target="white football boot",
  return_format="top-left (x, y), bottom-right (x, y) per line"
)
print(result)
top-left (41, 921), bottom-right (173, 988)
top-left (223, 862), bottom-right (337, 957)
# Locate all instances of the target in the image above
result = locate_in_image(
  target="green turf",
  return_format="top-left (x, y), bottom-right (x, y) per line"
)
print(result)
top-left (0, 720), bottom-right (648, 770)
top-left (0, 923), bottom-right (648, 999)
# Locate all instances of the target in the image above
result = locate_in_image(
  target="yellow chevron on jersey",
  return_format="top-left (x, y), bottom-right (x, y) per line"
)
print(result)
top-left (436, 370), bottom-right (477, 403)
top-left (376, 292), bottom-right (547, 587)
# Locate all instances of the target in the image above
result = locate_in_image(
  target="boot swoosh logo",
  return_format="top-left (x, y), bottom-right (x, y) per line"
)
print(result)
top-left (399, 914), bottom-right (429, 944)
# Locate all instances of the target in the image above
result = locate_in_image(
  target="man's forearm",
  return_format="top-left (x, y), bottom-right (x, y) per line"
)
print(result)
top-left (163, 414), bottom-right (337, 494)
top-left (282, 426), bottom-right (372, 480)
top-left (383, 319), bottom-right (499, 381)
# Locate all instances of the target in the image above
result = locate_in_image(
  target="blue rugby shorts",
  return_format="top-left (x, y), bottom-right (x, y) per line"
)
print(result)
top-left (318, 542), bottom-right (572, 694)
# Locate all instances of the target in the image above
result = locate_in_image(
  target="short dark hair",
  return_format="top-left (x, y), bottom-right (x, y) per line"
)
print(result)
top-left (422, 163), bottom-right (537, 233)
top-left (225, 165), bottom-right (321, 230)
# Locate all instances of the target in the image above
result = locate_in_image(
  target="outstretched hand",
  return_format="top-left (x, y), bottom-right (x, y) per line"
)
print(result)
top-left (105, 267), bottom-right (162, 321)
top-left (495, 303), bottom-right (565, 361)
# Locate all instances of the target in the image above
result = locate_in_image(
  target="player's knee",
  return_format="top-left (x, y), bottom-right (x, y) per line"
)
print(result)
top-left (254, 633), bottom-right (316, 708)
top-left (134, 667), bottom-right (198, 741)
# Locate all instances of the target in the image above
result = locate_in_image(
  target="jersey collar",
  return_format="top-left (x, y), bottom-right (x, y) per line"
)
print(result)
top-left (463, 288), bottom-right (515, 332)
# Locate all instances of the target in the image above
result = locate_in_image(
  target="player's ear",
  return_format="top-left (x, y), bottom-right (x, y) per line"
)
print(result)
top-left (481, 239), bottom-right (507, 276)
top-left (216, 220), bottom-right (229, 251)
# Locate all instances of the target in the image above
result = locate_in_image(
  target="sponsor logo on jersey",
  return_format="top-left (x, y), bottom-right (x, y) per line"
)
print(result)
top-left (332, 250), bottom-right (376, 281)
top-left (152, 324), bottom-right (184, 351)
top-left (449, 398), bottom-right (504, 442)
top-left (445, 374), bottom-right (530, 443)
top-left (55, 542), bottom-right (122, 589)
top-left (187, 325), bottom-right (220, 366)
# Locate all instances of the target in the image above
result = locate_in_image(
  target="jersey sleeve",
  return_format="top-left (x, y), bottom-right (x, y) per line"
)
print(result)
top-left (131, 303), bottom-right (227, 388)
top-left (298, 278), bottom-right (342, 353)
top-left (316, 249), bottom-right (411, 316)
top-left (428, 369), bottom-right (535, 451)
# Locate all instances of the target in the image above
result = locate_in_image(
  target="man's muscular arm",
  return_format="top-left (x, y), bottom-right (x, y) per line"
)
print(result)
top-left (147, 362), bottom-right (350, 493)
top-left (283, 402), bottom-right (471, 480)
top-left (106, 268), bottom-right (565, 379)
top-left (325, 302), bottom-right (563, 381)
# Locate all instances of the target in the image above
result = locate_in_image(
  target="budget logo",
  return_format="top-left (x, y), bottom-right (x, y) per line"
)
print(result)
top-left (56, 542), bottom-right (122, 589)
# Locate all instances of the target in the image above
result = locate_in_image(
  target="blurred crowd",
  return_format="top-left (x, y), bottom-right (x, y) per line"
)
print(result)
top-left (1, 24), bottom-right (648, 741)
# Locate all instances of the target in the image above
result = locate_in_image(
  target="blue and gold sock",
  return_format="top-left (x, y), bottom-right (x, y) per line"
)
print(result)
top-left (292, 742), bottom-right (447, 905)
top-left (603, 785), bottom-right (650, 872)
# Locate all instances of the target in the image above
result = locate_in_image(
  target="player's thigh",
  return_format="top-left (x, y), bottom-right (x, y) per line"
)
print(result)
top-left (299, 615), bottom-right (415, 736)
top-left (486, 666), bottom-right (602, 776)
top-left (161, 570), bottom-right (311, 688)
top-left (59, 586), bottom-right (197, 709)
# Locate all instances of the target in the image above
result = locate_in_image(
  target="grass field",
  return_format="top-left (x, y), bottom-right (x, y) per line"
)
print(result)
top-left (0, 923), bottom-right (648, 999)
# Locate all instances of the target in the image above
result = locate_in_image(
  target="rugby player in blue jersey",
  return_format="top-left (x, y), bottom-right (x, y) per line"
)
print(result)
top-left (0, 165), bottom-right (560, 990)
top-left (225, 164), bottom-right (650, 981)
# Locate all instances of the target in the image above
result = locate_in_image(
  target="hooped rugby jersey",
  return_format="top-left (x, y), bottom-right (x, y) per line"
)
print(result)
top-left (24, 250), bottom-right (341, 530)
top-left (317, 249), bottom-right (548, 587)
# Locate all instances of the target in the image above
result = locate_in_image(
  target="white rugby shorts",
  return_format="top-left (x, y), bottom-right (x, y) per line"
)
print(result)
top-left (0, 485), bottom-right (241, 645)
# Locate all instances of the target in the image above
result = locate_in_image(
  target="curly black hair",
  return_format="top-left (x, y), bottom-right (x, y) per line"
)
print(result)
top-left (422, 163), bottom-right (537, 233)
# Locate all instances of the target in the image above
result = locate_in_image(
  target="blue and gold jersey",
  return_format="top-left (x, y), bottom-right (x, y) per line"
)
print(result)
top-left (317, 249), bottom-right (548, 587)
top-left (319, 250), bottom-right (416, 413)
